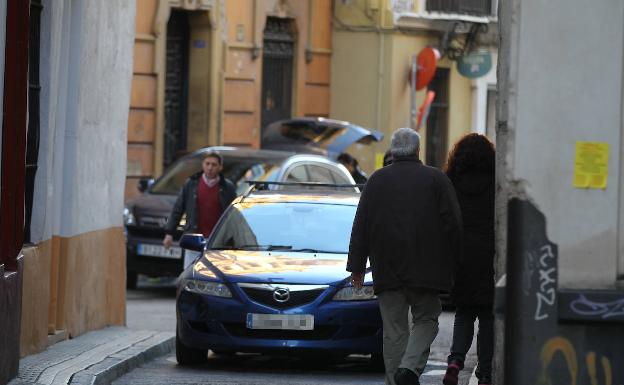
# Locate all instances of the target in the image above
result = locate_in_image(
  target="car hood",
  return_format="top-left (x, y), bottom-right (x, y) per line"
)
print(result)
top-left (192, 250), bottom-right (351, 285)
top-left (126, 193), bottom-right (176, 216)
top-left (261, 118), bottom-right (384, 158)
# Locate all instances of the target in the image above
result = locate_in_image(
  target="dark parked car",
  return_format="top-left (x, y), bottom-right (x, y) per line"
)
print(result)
top-left (124, 118), bottom-right (384, 289)
top-left (124, 148), bottom-right (357, 289)
top-left (175, 188), bottom-right (383, 366)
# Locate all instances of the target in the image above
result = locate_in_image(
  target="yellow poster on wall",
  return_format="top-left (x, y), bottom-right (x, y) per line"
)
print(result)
top-left (375, 152), bottom-right (384, 169)
top-left (573, 142), bottom-right (609, 189)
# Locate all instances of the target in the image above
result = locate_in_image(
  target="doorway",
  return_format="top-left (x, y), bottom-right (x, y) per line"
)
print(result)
top-left (260, 17), bottom-right (294, 141)
top-left (164, 9), bottom-right (190, 169)
top-left (425, 68), bottom-right (450, 168)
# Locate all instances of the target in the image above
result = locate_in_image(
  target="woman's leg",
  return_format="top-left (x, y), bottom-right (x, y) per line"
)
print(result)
top-left (444, 306), bottom-right (477, 385)
top-left (475, 307), bottom-right (494, 384)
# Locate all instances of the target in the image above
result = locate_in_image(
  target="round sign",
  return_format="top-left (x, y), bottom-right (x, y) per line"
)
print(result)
top-left (408, 47), bottom-right (440, 90)
top-left (457, 50), bottom-right (492, 79)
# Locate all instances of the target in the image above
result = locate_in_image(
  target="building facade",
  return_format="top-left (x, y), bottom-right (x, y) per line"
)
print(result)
top-left (0, 1), bottom-right (136, 382)
top-left (496, 0), bottom-right (624, 383)
top-left (330, 0), bottom-right (498, 173)
top-left (126, 0), bottom-right (333, 200)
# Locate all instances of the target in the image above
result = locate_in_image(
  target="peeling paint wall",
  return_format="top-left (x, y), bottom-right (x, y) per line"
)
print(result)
top-left (497, 0), bottom-right (624, 383)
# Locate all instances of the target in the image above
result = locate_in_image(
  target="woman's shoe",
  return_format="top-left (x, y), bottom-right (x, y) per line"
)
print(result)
top-left (442, 362), bottom-right (461, 385)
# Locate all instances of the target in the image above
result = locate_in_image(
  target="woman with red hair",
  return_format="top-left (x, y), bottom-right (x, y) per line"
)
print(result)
top-left (442, 133), bottom-right (496, 385)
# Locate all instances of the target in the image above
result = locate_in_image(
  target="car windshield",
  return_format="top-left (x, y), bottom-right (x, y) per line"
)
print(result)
top-left (149, 155), bottom-right (282, 195)
top-left (210, 202), bottom-right (357, 254)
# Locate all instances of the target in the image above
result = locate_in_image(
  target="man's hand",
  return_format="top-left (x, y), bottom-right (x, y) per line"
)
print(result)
top-left (163, 234), bottom-right (173, 249)
top-left (351, 272), bottom-right (365, 289)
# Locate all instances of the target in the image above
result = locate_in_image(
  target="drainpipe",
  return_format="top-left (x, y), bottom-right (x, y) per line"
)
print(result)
top-left (376, 5), bottom-right (385, 131)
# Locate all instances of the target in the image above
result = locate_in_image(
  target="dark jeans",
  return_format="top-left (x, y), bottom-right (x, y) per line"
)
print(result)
top-left (447, 305), bottom-right (493, 383)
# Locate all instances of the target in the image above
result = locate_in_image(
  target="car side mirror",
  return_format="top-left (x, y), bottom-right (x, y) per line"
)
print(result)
top-left (179, 234), bottom-right (206, 252)
top-left (137, 178), bottom-right (154, 193)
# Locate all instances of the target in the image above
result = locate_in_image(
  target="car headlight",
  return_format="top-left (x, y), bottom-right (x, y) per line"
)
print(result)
top-left (123, 207), bottom-right (136, 226)
top-left (182, 279), bottom-right (232, 298)
top-left (332, 285), bottom-right (377, 301)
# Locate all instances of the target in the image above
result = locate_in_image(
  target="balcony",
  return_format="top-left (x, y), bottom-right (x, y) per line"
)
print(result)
top-left (426, 0), bottom-right (493, 16)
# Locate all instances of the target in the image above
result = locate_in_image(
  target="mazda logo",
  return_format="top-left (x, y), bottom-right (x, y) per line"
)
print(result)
top-left (272, 287), bottom-right (290, 303)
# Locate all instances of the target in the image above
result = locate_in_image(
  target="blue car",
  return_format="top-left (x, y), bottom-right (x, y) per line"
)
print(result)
top-left (175, 189), bottom-right (383, 366)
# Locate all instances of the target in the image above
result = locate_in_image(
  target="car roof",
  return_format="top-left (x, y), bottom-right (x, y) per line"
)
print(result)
top-left (188, 146), bottom-right (296, 161)
top-left (233, 190), bottom-right (360, 206)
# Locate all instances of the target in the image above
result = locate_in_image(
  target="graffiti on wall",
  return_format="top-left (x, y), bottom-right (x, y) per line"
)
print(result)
top-left (539, 336), bottom-right (613, 385)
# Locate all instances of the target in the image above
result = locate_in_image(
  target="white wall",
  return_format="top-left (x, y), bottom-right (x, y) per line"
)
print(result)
top-left (504, 0), bottom-right (623, 289)
top-left (471, 51), bottom-right (497, 134)
top-left (31, 0), bottom-right (135, 241)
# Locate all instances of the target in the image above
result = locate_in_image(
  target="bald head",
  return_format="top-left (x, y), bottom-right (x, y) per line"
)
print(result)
top-left (390, 128), bottom-right (420, 158)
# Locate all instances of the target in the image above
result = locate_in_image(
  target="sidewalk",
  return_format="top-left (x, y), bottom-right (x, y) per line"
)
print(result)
top-left (8, 327), bottom-right (174, 385)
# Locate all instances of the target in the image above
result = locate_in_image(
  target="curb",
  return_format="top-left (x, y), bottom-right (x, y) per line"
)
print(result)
top-left (70, 332), bottom-right (175, 385)
top-left (10, 328), bottom-right (175, 385)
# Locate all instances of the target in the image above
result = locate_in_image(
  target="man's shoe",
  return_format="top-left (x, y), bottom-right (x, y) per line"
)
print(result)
top-left (442, 362), bottom-right (460, 385)
top-left (394, 367), bottom-right (419, 385)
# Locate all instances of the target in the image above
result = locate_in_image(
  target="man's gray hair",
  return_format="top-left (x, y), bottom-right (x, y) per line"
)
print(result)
top-left (390, 128), bottom-right (420, 158)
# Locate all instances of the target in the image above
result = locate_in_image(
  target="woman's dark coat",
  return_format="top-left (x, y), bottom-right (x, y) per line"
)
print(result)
top-left (347, 157), bottom-right (463, 294)
top-left (450, 171), bottom-right (495, 306)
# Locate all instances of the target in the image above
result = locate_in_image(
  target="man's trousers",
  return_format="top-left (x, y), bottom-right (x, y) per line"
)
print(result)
top-left (377, 288), bottom-right (442, 385)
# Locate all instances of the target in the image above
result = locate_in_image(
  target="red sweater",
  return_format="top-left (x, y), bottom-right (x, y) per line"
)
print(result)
top-left (196, 179), bottom-right (221, 237)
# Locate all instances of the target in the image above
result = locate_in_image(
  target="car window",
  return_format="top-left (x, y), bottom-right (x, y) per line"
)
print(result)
top-left (306, 165), bottom-right (334, 183)
top-left (150, 155), bottom-right (283, 195)
top-left (150, 157), bottom-right (201, 194)
top-left (210, 202), bottom-right (357, 253)
top-left (330, 168), bottom-right (351, 184)
top-left (284, 165), bottom-right (308, 183)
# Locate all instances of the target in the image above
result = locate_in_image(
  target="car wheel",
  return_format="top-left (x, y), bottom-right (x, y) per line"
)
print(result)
top-left (371, 353), bottom-right (385, 372)
top-left (126, 271), bottom-right (138, 290)
top-left (176, 332), bottom-right (208, 365)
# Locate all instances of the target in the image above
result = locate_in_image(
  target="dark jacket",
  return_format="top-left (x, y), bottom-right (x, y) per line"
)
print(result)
top-left (450, 171), bottom-right (495, 306)
top-left (347, 157), bottom-right (463, 294)
top-left (164, 172), bottom-right (237, 235)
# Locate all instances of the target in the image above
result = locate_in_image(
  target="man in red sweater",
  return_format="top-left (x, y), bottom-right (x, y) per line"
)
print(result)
top-left (163, 151), bottom-right (237, 249)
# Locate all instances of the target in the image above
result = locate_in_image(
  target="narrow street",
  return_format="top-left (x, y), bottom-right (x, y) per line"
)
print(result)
top-left (119, 278), bottom-right (476, 385)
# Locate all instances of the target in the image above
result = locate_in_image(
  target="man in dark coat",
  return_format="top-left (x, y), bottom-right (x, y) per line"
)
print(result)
top-left (163, 151), bottom-right (237, 250)
top-left (347, 128), bottom-right (462, 385)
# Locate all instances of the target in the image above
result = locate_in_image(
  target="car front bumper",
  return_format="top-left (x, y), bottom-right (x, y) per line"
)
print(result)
top-left (176, 290), bottom-right (383, 355)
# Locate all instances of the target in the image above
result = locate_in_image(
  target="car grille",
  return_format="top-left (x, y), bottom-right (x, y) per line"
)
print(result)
top-left (240, 287), bottom-right (326, 309)
top-left (223, 322), bottom-right (338, 340)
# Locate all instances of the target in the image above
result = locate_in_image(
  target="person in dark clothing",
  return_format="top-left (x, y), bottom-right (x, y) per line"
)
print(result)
top-left (337, 152), bottom-right (368, 184)
top-left (347, 128), bottom-right (462, 385)
top-left (442, 133), bottom-right (495, 385)
top-left (163, 151), bottom-right (237, 249)
top-left (383, 149), bottom-right (393, 167)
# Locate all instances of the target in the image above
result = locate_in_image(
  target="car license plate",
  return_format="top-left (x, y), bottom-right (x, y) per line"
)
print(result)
top-left (137, 244), bottom-right (182, 259)
top-left (246, 313), bottom-right (314, 330)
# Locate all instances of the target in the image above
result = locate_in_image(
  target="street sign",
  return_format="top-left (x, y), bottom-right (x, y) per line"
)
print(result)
top-left (416, 91), bottom-right (436, 131)
top-left (408, 47), bottom-right (440, 90)
top-left (457, 50), bottom-right (492, 78)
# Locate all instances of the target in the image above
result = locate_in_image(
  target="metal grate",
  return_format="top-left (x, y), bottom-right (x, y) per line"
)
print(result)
top-left (260, 17), bottom-right (294, 136)
top-left (241, 287), bottom-right (325, 310)
top-left (164, 10), bottom-right (190, 169)
top-left (426, 0), bottom-right (492, 16)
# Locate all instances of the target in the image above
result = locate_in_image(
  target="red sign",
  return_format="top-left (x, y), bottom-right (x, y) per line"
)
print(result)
top-left (408, 47), bottom-right (440, 90)
top-left (416, 91), bottom-right (436, 131)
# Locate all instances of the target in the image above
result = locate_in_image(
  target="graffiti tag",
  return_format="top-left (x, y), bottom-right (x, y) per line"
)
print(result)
top-left (539, 336), bottom-right (613, 385)
top-left (570, 294), bottom-right (624, 320)
top-left (535, 245), bottom-right (556, 321)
